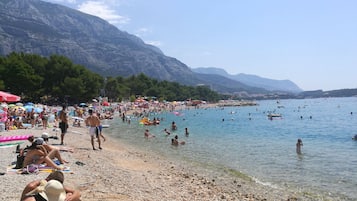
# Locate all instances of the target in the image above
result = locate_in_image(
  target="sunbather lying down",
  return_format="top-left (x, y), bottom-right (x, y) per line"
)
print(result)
top-left (21, 170), bottom-right (81, 201)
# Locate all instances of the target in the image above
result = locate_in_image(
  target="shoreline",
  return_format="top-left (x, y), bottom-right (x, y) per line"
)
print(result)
top-left (1, 110), bottom-right (316, 200)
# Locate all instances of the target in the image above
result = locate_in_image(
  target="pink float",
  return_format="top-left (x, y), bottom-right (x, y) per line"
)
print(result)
top-left (0, 135), bottom-right (33, 143)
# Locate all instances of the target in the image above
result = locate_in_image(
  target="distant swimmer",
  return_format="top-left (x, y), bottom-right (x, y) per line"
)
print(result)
top-left (144, 129), bottom-right (155, 138)
top-left (352, 135), bottom-right (357, 140)
top-left (171, 135), bottom-right (185, 145)
top-left (296, 138), bottom-right (303, 154)
top-left (171, 121), bottom-right (177, 130)
top-left (164, 128), bottom-right (171, 136)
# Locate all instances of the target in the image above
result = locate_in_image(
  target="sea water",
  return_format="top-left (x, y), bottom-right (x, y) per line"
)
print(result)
top-left (104, 97), bottom-right (357, 200)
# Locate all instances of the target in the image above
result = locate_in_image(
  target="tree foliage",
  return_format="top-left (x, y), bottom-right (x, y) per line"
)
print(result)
top-left (0, 52), bottom-right (222, 104)
top-left (0, 52), bottom-right (103, 104)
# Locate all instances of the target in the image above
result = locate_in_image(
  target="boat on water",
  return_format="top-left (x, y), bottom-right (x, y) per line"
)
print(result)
top-left (267, 113), bottom-right (282, 118)
top-left (353, 135), bottom-right (357, 140)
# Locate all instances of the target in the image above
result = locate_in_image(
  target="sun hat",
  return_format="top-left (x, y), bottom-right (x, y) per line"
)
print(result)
top-left (39, 180), bottom-right (66, 201)
top-left (34, 137), bottom-right (44, 145)
top-left (41, 132), bottom-right (49, 140)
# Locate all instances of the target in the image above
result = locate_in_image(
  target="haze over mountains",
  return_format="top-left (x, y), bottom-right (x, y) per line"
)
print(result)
top-left (0, 0), bottom-right (302, 95)
top-left (192, 67), bottom-right (302, 93)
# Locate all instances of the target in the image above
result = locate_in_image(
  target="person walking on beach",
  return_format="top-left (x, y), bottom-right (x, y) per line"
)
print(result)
top-left (96, 112), bottom-right (106, 142)
top-left (85, 109), bottom-right (102, 150)
top-left (40, 108), bottom-right (49, 130)
top-left (58, 105), bottom-right (68, 145)
top-left (296, 138), bottom-right (303, 154)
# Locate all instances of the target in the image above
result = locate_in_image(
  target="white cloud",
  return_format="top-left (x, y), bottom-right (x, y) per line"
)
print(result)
top-left (145, 40), bottom-right (162, 47)
top-left (77, 1), bottom-right (130, 25)
top-left (47, 0), bottom-right (77, 4)
top-left (134, 27), bottom-right (152, 37)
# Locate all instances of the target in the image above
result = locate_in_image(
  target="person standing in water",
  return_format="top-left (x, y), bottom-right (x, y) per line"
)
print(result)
top-left (296, 139), bottom-right (303, 154)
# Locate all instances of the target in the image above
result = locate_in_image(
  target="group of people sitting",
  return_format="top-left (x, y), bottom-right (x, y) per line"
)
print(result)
top-left (16, 134), bottom-right (81, 200)
top-left (17, 134), bottom-right (70, 171)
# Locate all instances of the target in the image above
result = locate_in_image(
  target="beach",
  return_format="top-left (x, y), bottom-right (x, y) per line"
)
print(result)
top-left (1, 112), bottom-right (305, 201)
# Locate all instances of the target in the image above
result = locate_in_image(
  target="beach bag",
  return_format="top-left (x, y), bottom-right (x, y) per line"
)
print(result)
top-left (14, 154), bottom-right (25, 169)
top-left (22, 164), bottom-right (39, 174)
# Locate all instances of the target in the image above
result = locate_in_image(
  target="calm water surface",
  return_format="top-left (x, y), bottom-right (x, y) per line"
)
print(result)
top-left (105, 97), bottom-right (357, 200)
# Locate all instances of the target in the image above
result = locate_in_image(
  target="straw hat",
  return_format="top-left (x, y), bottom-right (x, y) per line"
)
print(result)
top-left (25, 179), bottom-right (65, 201)
top-left (39, 180), bottom-right (66, 201)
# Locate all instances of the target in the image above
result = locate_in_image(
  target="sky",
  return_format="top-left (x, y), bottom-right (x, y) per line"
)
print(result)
top-left (43, 0), bottom-right (357, 91)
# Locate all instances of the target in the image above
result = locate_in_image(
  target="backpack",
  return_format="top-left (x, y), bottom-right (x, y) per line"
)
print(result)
top-left (14, 154), bottom-right (25, 169)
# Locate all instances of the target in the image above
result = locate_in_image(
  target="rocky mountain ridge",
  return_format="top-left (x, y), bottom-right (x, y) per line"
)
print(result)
top-left (192, 67), bottom-right (303, 93)
top-left (0, 0), bottom-right (300, 95)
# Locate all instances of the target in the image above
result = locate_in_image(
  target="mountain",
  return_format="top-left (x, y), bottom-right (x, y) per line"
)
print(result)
top-left (192, 67), bottom-right (303, 93)
top-left (0, 0), bottom-right (279, 95)
top-left (0, 0), bottom-right (196, 82)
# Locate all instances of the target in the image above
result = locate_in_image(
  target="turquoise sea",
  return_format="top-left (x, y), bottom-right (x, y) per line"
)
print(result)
top-left (104, 97), bottom-right (357, 200)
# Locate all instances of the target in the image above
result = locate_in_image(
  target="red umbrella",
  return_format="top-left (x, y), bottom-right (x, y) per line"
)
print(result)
top-left (0, 91), bottom-right (21, 102)
top-left (102, 101), bottom-right (110, 106)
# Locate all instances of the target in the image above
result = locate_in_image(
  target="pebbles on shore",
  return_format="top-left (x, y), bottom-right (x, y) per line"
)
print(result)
top-left (1, 119), bottom-right (308, 201)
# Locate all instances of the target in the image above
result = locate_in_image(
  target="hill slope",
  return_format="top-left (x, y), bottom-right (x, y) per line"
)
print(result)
top-left (193, 67), bottom-right (303, 93)
top-left (0, 0), bottom-right (279, 95)
top-left (0, 0), bottom-right (194, 82)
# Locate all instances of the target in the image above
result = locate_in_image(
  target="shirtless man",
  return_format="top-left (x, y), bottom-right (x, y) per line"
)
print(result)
top-left (58, 105), bottom-right (68, 145)
top-left (85, 109), bottom-right (102, 150)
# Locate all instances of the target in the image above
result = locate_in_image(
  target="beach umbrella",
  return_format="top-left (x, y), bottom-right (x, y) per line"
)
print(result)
top-left (34, 107), bottom-right (43, 113)
top-left (25, 102), bottom-right (34, 106)
top-left (0, 103), bottom-right (7, 109)
top-left (24, 105), bottom-right (34, 112)
top-left (16, 102), bottom-right (23, 106)
top-left (79, 103), bottom-right (87, 107)
top-left (8, 104), bottom-right (16, 108)
top-left (13, 106), bottom-right (25, 111)
top-left (102, 101), bottom-right (110, 106)
top-left (0, 91), bottom-right (21, 102)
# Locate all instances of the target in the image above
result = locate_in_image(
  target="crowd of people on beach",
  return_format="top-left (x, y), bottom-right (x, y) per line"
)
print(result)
top-left (0, 99), bottom-right (122, 200)
top-left (0, 98), bottom-right (194, 200)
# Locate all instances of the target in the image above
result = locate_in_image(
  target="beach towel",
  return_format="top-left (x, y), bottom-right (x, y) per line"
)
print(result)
top-left (0, 141), bottom-right (23, 148)
top-left (7, 164), bottom-right (72, 174)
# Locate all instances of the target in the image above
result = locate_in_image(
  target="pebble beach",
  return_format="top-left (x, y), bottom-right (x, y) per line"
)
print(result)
top-left (0, 112), bottom-right (307, 201)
